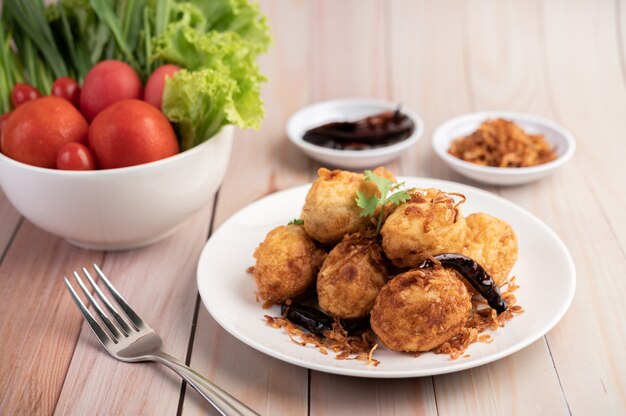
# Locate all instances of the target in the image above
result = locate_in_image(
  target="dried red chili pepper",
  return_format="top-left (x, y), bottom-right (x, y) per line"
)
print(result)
top-left (303, 109), bottom-right (415, 150)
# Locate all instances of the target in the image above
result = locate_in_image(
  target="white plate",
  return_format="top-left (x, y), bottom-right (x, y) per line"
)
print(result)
top-left (432, 111), bottom-right (576, 186)
top-left (197, 178), bottom-right (576, 378)
top-left (286, 98), bottom-right (424, 169)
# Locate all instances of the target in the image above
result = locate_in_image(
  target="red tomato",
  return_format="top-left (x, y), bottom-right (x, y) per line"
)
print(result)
top-left (144, 64), bottom-right (181, 109)
top-left (56, 142), bottom-right (96, 170)
top-left (0, 112), bottom-right (11, 136)
top-left (52, 77), bottom-right (81, 107)
top-left (89, 99), bottom-right (179, 169)
top-left (80, 60), bottom-right (143, 122)
top-left (11, 83), bottom-right (42, 108)
top-left (1, 97), bottom-right (89, 168)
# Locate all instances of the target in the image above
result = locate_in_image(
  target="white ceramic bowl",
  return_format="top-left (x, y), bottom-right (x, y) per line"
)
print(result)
top-left (287, 98), bottom-right (424, 169)
top-left (432, 111), bottom-right (575, 186)
top-left (0, 126), bottom-right (233, 250)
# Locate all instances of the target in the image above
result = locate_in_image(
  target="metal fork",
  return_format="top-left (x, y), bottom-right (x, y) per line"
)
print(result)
top-left (64, 264), bottom-right (259, 416)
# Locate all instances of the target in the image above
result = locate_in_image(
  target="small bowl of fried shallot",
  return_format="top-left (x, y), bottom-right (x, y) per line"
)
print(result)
top-left (432, 112), bottom-right (575, 186)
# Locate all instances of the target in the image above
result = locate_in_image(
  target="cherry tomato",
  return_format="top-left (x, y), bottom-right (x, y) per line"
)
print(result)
top-left (52, 77), bottom-right (81, 108)
top-left (0, 112), bottom-right (12, 137)
top-left (89, 99), bottom-right (178, 169)
top-left (2, 97), bottom-right (88, 168)
top-left (144, 64), bottom-right (181, 109)
top-left (56, 142), bottom-right (96, 170)
top-left (80, 60), bottom-right (143, 122)
top-left (11, 83), bottom-right (42, 108)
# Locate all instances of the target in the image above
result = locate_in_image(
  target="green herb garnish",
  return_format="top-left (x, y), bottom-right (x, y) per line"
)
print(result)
top-left (356, 170), bottom-right (410, 234)
top-left (288, 219), bottom-right (304, 225)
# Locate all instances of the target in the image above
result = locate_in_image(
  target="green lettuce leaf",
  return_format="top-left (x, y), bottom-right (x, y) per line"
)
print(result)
top-left (152, 23), bottom-right (251, 71)
top-left (162, 68), bottom-right (264, 150)
top-left (153, 1), bottom-right (267, 146)
top-left (187, 0), bottom-right (271, 55)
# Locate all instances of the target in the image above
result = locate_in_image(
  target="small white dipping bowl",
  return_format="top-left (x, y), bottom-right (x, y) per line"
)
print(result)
top-left (0, 126), bottom-right (233, 250)
top-left (287, 98), bottom-right (424, 169)
top-left (432, 111), bottom-right (575, 186)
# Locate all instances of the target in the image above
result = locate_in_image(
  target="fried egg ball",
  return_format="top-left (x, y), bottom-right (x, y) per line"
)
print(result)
top-left (252, 224), bottom-right (326, 303)
top-left (463, 213), bottom-right (518, 287)
top-left (370, 267), bottom-right (471, 352)
top-left (301, 167), bottom-right (396, 244)
top-left (381, 188), bottom-right (467, 268)
top-left (317, 232), bottom-right (389, 319)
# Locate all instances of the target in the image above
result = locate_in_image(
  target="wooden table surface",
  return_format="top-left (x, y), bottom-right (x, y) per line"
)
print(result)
top-left (2, 0), bottom-right (626, 414)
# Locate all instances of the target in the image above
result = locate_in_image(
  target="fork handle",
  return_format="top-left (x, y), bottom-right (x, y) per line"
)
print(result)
top-left (150, 351), bottom-right (260, 416)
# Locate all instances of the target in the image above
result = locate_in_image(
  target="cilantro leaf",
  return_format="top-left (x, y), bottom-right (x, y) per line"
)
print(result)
top-left (355, 191), bottom-right (379, 217)
top-left (363, 170), bottom-right (392, 197)
top-left (387, 190), bottom-right (410, 206)
top-left (358, 170), bottom-right (409, 234)
top-left (288, 218), bottom-right (304, 225)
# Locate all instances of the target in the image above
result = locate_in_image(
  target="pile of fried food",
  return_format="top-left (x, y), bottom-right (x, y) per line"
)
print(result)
top-left (250, 167), bottom-right (523, 365)
top-left (448, 118), bottom-right (557, 167)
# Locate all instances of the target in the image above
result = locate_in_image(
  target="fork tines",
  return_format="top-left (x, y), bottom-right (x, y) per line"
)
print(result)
top-left (64, 264), bottom-right (144, 346)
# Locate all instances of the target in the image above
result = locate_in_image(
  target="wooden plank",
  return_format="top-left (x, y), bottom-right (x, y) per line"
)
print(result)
top-left (310, 0), bottom-right (389, 101)
top-left (524, 0), bottom-right (626, 413)
top-left (182, 307), bottom-right (307, 416)
top-left (310, 374), bottom-right (436, 416)
top-left (540, 0), bottom-right (626, 250)
top-left (180, 1), bottom-right (313, 415)
top-left (389, 0), bottom-right (571, 414)
top-left (388, 0), bottom-right (475, 181)
top-left (0, 221), bottom-right (103, 415)
top-left (615, 1), bottom-right (626, 88)
top-left (0, 190), bottom-right (21, 258)
top-left (464, 0), bottom-right (549, 112)
top-left (435, 341), bottom-right (568, 415)
top-left (508, 150), bottom-right (626, 414)
top-left (54, 206), bottom-right (212, 415)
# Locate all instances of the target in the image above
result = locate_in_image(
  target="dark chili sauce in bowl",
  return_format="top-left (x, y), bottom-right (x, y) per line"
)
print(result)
top-left (302, 109), bottom-right (415, 150)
